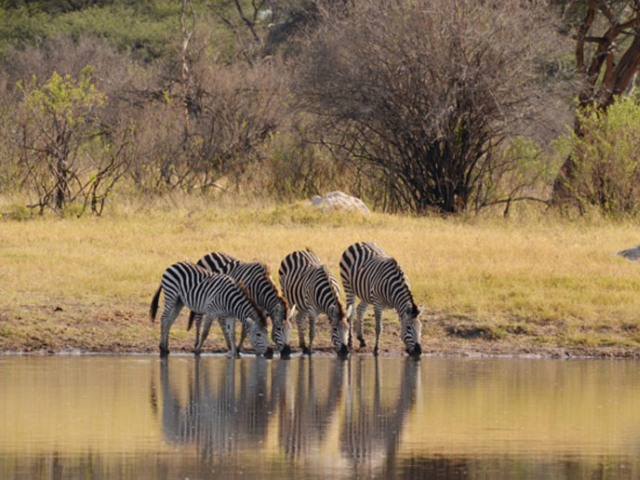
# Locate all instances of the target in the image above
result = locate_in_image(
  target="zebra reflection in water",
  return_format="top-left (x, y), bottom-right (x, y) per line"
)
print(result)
top-left (156, 357), bottom-right (419, 475)
top-left (341, 358), bottom-right (420, 474)
top-left (158, 357), bottom-right (271, 461)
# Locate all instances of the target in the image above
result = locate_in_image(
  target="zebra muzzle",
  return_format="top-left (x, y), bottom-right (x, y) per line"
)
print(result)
top-left (407, 343), bottom-right (422, 358)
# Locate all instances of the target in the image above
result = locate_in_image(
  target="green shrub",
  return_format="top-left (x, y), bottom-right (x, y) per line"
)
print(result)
top-left (569, 96), bottom-right (640, 217)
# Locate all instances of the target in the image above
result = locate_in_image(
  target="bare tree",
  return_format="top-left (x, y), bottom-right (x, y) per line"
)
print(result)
top-left (295, 0), bottom-right (560, 214)
top-left (127, 60), bottom-right (286, 194)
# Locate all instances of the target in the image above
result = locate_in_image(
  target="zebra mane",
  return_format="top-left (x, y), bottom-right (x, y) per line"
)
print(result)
top-left (386, 257), bottom-right (418, 312)
top-left (236, 280), bottom-right (268, 327)
top-left (251, 261), bottom-right (289, 310)
top-left (320, 264), bottom-right (345, 317)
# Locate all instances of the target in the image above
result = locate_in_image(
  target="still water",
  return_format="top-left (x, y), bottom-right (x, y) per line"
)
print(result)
top-left (0, 355), bottom-right (639, 479)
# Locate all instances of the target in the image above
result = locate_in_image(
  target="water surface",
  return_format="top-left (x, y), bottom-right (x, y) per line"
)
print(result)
top-left (1, 355), bottom-right (639, 479)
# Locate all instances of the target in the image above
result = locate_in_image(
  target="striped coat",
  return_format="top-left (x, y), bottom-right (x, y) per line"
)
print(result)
top-left (340, 242), bottom-right (422, 357)
top-left (150, 261), bottom-right (273, 358)
top-left (279, 250), bottom-right (349, 357)
top-left (190, 252), bottom-right (292, 358)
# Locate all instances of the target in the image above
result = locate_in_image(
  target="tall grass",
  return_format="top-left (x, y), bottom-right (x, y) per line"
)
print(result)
top-left (2, 195), bottom-right (640, 352)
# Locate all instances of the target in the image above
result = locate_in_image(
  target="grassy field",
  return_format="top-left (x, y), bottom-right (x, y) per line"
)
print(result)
top-left (1, 196), bottom-right (640, 358)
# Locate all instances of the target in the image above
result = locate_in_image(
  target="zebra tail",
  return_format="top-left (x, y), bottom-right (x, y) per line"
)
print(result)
top-left (187, 311), bottom-right (196, 331)
top-left (150, 286), bottom-right (162, 322)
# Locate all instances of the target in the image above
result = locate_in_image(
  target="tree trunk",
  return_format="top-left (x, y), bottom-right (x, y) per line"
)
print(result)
top-left (551, 1), bottom-right (640, 206)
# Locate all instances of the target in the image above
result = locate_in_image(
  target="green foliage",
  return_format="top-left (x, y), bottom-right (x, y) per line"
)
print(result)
top-left (569, 96), bottom-right (640, 217)
top-left (0, 1), bottom-right (181, 61)
top-left (12, 67), bottom-right (128, 215)
top-left (20, 66), bottom-right (105, 122)
top-left (0, 203), bottom-right (31, 221)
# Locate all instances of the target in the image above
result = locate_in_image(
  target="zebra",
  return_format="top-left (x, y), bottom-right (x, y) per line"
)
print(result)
top-left (188, 252), bottom-right (293, 358)
top-left (278, 249), bottom-right (350, 357)
top-left (339, 242), bottom-right (423, 357)
top-left (150, 261), bottom-right (273, 358)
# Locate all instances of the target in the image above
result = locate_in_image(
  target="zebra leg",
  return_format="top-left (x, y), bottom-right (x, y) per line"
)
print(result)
top-left (236, 322), bottom-right (248, 355)
top-left (307, 311), bottom-right (317, 356)
top-left (356, 301), bottom-right (369, 349)
top-left (160, 300), bottom-right (184, 355)
top-left (373, 306), bottom-right (383, 356)
top-left (225, 317), bottom-right (239, 358)
top-left (296, 311), bottom-right (309, 355)
top-left (159, 298), bottom-right (184, 356)
top-left (193, 313), bottom-right (203, 354)
top-left (345, 292), bottom-right (356, 348)
top-left (196, 315), bottom-right (215, 354)
top-left (217, 317), bottom-right (233, 352)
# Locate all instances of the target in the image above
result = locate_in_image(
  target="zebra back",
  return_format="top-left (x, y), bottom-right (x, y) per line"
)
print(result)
top-left (197, 252), bottom-right (287, 318)
top-left (159, 261), bottom-right (213, 311)
top-left (340, 242), bottom-right (416, 314)
top-left (201, 274), bottom-right (268, 327)
top-left (279, 250), bottom-right (344, 321)
top-left (157, 261), bottom-right (266, 326)
top-left (197, 252), bottom-right (241, 275)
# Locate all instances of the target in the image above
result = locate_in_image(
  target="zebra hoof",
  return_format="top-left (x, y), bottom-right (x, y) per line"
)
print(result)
top-left (159, 347), bottom-right (170, 357)
top-left (358, 338), bottom-right (367, 349)
top-left (302, 346), bottom-right (311, 356)
top-left (280, 344), bottom-right (292, 359)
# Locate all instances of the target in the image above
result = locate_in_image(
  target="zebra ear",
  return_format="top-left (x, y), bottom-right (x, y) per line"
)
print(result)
top-left (404, 301), bottom-right (419, 317)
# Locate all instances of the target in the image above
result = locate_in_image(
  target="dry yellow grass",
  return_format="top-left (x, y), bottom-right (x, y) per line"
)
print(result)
top-left (1, 196), bottom-right (639, 356)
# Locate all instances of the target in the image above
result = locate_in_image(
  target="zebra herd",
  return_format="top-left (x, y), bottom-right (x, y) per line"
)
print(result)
top-left (150, 242), bottom-right (424, 359)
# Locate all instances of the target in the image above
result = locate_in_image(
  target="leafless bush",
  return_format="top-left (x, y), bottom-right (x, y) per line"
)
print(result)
top-left (255, 123), bottom-right (355, 201)
top-left (128, 59), bottom-right (287, 194)
top-left (295, 0), bottom-right (562, 214)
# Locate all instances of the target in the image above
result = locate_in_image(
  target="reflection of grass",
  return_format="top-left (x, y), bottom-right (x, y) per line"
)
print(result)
top-left (1, 196), bottom-right (640, 354)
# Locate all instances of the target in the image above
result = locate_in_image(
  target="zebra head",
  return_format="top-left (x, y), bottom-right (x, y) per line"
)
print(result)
top-left (271, 302), bottom-right (293, 359)
top-left (328, 304), bottom-right (350, 358)
top-left (401, 302), bottom-right (423, 358)
top-left (246, 316), bottom-right (274, 359)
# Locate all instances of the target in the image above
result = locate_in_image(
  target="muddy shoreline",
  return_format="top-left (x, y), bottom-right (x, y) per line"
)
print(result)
top-left (1, 307), bottom-right (638, 360)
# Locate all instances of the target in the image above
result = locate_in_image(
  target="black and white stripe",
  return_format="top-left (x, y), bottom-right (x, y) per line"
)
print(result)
top-left (191, 252), bottom-right (292, 358)
top-left (150, 261), bottom-right (273, 358)
top-left (339, 242), bottom-right (423, 357)
top-left (278, 250), bottom-right (349, 357)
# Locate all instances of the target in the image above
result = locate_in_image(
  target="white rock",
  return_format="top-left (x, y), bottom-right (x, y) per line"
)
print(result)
top-left (309, 191), bottom-right (370, 214)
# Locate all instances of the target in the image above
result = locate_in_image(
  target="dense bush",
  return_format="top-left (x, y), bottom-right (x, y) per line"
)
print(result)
top-left (566, 96), bottom-right (640, 217)
top-left (0, 0), bottom-right (581, 217)
top-left (294, 0), bottom-right (561, 214)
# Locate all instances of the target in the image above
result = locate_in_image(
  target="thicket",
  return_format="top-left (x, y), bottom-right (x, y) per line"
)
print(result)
top-left (1, 0), bottom-right (639, 218)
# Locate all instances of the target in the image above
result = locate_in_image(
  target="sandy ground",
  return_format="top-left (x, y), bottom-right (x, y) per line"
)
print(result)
top-left (1, 304), bottom-right (638, 359)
